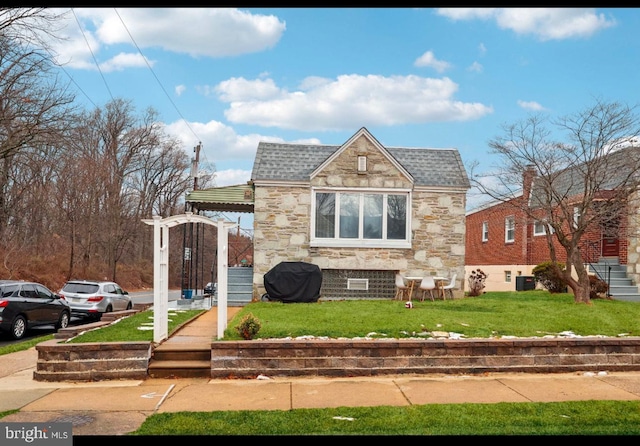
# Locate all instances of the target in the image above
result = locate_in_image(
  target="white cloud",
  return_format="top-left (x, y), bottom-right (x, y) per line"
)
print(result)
top-left (214, 75), bottom-right (493, 131)
top-left (164, 119), bottom-right (261, 162)
top-left (214, 77), bottom-right (282, 102)
top-left (478, 43), bottom-right (487, 55)
top-left (99, 52), bottom-right (150, 72)
top-left (214, 169), bottom-right (252, 187)
top-left (467, 62), bottom-right (483, 73)
top-left (517, 100), bottom-right (545, 111)
top-left (175, 85), bottom-right (186, 96)
top-left (162, 119), bottom-right (321, 166)
top-left (414, 50), bottom-right (452, 73)
top-left (436, 8), bottom-right (616, 41)
top-left (49, 8), bottom-right (286, 68)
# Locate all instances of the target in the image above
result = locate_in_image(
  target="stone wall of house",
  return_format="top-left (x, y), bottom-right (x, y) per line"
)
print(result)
top-left (252, 134), bottom-right (467, 299)
top-left (626, 189), bottom-right (640, 287)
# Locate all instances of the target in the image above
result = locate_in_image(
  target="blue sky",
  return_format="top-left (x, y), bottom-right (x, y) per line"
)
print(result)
top-left (45, 7), bottom-right (638, 219)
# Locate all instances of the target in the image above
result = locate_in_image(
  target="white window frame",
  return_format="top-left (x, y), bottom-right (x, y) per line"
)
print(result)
top-left (505, 271), bottom-right (512, 282)
top-left (482, 221), bottom-right (489, 242)
top-left (505, 216), bottom-right (515, 243)
top-left (533, 220), bottom-right (554, 236)
top-left (310, 187), bottom-right (412, 248)
top-left (573, 206), bottom-right (581, 229)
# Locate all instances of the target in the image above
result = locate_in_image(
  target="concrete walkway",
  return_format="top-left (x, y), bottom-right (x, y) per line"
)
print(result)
top-left (2, 304), bottom-right (640, 436)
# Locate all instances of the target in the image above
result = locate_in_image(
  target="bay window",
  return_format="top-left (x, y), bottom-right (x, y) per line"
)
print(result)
top-left (312, 189), bottom-right (410, 248)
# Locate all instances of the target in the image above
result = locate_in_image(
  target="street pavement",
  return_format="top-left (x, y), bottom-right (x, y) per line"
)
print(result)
top-left (2, 301), bottom-right (640, 437)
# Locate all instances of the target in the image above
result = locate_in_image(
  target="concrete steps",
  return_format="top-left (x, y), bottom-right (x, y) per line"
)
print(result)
top-left (588, 258), bottom-right (640, 302)
top-left (148, 343), bottom-right (211, 378)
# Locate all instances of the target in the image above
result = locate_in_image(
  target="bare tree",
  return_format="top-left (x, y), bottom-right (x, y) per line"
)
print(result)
top-left (469, 99), bottom-right (640, 304)
top-left (0, 8), bottom-right (76, 239)
top-left (0, 8), bottom-right (68, 48)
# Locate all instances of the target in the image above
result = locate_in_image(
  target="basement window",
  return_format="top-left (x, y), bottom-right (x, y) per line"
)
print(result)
top-left (347, 278), bottom-right (369, 291)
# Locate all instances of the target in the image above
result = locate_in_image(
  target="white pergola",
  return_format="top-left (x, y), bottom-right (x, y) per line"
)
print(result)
top-left (142, 212), bottom-right (237, 343)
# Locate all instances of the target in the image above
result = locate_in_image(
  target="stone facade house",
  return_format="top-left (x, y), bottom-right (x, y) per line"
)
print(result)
top-left (249, 127), bottom-right (470, 300)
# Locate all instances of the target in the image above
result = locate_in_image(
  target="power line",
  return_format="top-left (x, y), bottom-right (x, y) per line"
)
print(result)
top-left (72, 8), bottom-right (114, 103)
top-left (113, 8), bottom-right (201, 145)
top-left (67, 9), bottom-right (216, 180)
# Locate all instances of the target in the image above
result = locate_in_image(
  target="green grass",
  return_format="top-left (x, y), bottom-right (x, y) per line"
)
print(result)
top-left (223, 291), bottom-right (640, 340)
top-left (0, 309), bottom-right (205, 352)
top-left (6, 291), bottom-right (640, 435)
top-left (132, 400), bottom-right (640, 435)
top-left (64, 309), bottom-right (205, 343)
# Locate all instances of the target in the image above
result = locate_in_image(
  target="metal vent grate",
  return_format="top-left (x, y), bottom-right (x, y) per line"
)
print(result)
top-left (347, 278), bottom-right (368, 290)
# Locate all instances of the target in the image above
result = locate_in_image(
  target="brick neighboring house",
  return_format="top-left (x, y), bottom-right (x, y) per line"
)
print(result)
top-left (465, 146), bottom-right (640, 297)
top-left (249, 127), bottom-right (471, 300)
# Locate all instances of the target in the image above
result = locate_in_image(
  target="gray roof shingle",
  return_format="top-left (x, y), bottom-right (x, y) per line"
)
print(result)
top-left (251, 141), bottom-right (470, 189)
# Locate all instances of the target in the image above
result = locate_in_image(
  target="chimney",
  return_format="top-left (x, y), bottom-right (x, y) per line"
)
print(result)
top-left (523, 164), bottom-right (536, 201)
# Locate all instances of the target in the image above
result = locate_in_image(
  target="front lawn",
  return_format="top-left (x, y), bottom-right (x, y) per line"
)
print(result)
top-left (223, 290), bottom-right (640, 340)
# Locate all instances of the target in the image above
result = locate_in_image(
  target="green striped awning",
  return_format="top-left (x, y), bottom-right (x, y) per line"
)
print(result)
top-left (185, 184), bottom-right (254, 213)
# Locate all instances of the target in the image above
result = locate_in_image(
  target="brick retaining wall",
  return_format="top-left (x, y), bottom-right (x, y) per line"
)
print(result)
top-left (209, 337), bottom-right (640, 379)
top-left (33, 335), bottom-right (640, 382)
top-left (34, 340), bottom-right (151, 381)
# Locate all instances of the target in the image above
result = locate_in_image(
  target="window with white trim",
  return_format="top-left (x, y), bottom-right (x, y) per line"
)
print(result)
top-left (533, 220), bottom-right (554, 236)
top-left (505, 217), bottom-right (515, 243)
top-left (573, 206), bottom-right (581, 228)
top-left (505, 271), bottom-right (512, 282)
top-left (482, 221), bottom-right (489, 242)
top-left (311, 189), bottom-right (410, 248)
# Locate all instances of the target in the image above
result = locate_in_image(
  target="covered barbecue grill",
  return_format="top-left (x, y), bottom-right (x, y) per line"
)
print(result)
top-left (262, 261), bottom-right (322, 303)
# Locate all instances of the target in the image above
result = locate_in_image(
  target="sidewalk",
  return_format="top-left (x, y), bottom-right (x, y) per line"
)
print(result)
top-left (2, 304), bottom-right (640, 436)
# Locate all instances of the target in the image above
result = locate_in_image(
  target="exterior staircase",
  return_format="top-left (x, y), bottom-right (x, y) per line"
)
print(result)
top-left (588, 257), bottom-right (640, 302)
top-left (226, 266), bottom-right (254, 306)
top-left (147, 273), bottom-right (251, 379)
top-left (148, 343), bottom-right (212, 378)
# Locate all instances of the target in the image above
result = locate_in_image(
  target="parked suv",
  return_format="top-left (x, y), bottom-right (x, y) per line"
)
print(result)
top-left (0, 280), bottom-right (71, 339)
top-left (59, 280), bottom-right (132, 321)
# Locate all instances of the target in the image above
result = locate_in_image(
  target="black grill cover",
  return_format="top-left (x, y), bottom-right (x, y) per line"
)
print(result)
top-left (263, 261), bottom-right (322, 303)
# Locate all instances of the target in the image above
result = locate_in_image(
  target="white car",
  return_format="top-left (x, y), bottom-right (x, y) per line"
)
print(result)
top-left (59, 280), bottom-right (132, 321)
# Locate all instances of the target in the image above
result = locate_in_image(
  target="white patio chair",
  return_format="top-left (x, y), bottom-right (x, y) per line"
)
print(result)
top-left (418, 276), bottom-right (436, 302)
top-left (394, 274), bottom-right (410, 301)
top-left (441, 273), bottom-right (457, 299)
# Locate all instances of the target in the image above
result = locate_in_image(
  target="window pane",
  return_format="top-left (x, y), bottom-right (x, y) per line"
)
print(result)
top-left (315, 193), bottom-right (335, 238)
top-left (339, 193), bottom-right (359, 238)
top-left (506, 218), bottom-right (515, 241)
top-left (363, 194), bottom-right (383, 239)
top-left (35, 284), bottom-right (52, 299)
top-left (386, 194), bottom-right (406, 239)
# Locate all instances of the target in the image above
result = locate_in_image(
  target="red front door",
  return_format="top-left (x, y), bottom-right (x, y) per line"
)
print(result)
top-left (602, 236), bottom-right (619, 257)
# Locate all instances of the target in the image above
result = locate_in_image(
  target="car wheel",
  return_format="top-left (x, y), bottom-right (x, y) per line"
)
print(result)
top-left (126, 301), bottom-right (133, 310)
top-left (10, 315), bottom-right (27, 340)
top-left (56, 311), bottom-right (70, 330)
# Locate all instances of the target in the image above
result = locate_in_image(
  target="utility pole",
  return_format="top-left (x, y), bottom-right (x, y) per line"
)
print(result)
top-left (192, 142), bottom-right (201, 191)
top-left (183, 142), bottom-right (202, 298)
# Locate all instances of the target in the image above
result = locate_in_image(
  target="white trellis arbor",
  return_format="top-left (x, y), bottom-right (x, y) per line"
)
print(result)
top-left (142, 212), bottom-right (237, 343)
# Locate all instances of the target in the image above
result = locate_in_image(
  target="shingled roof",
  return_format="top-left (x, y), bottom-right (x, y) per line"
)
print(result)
top-left (251, 141), bottom-right (470, 189)
top-left (187, 130), bottom-right (470, 213)
top-left (529, 145), bottom-right (640, 208)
